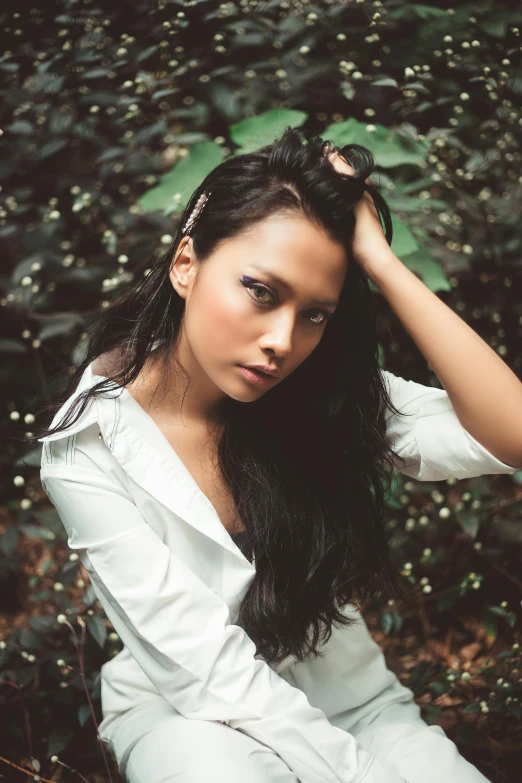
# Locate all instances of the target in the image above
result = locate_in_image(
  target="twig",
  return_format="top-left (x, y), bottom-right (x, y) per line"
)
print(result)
top-left (492, 562), bottom-right (522, 592)
top-left (0, 680), bottom-right (33, 759)
top-left (66, 618), bottom-right (115, 783)
top-left (0, 754), bottom-right (57, 783)
top-left (413, 588), bottom-right (432, 639)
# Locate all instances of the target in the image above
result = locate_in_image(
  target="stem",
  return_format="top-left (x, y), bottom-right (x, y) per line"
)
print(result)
top-left (492, 562), bottom-right (522, 592)
top-left (74, 620), bottom-right (115, 783)
top-left (0, 754), bottom-right (57, 783)
top-left (413, 587), bottom-right (432, 639)
top-left (0, 680), bottom-right (34, 759)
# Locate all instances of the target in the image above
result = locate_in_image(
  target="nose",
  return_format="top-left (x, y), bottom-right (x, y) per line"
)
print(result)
top-left (258, 310), bottom-right (295, 358)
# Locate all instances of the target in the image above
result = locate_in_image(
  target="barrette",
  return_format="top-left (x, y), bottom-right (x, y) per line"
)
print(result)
top-left (181, 190), bottom-right (211, 235)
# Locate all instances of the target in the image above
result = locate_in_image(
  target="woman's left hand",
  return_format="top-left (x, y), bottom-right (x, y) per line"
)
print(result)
top-left (324, 146), bottom-right (395, 272)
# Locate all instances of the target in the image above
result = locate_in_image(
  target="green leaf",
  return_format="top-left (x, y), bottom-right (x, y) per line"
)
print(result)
top-left (430, 680), bottom-right (450, 696)
top-left (496, 650), bottom-right (515, 660)
top-left (137, 45), bottom-right (159, 63)
top-left (455, 722), bottom-right (480, 747)
top-left (19, 627), bottom-right (41, 649)
top-left (138, 140), bottom-right (224, 215)
top-left (28, 616), bottom-right (60, 633)
top-left (486, 605), bottom-right (516, 628)
top-left (399, 248), bottom-right (451, 293)
top-left (47, 110), bottom-right (74, 136)
top-left (83, 68), bottom-right (109, 79)
top-left (372, 78), bottom-right (399, 88)
top-left (507, 702), bottom-right (522, 719)
top-left (13, 445), bottom-right (42, 468)
top-left (423, 703), bottom-right (442, 725)
top-left (36, 138), bottom-right (68, 160)
top-left (379, 610), bottom-right (394, 634)
top-left (86, 615), bottom-right (107, 648)
top-left (340, 82), bottom-right (355, 101)
top-left (436, 586), bottom-right (460, 611)
top-left (133, 120), bottom-right (169, 146)
top-left (0, 525), bottom-right (19, 557)
top-left (456, 511), bottom-right (481, 539)
top-left (479, 20), bottom-right (508, 38)
top-left (390, 215), bottom-right (419, 257)
top-left (0, 338), bottom-right (29, 354)
top-left (84, 585), bottom-right (97, 606)
top-left (77, 703), bottom-right (92, 727)
top-left (97, 147), bottom-right (126, 163)
top-left (389, 5), bottom-right (447, 20)
top-left (7, 120), bottom-right (34, 135)
top-left (19, 522), bottom-right (54, 540)
top-left (383, 470), bottom-right (404, 509)
top-left (390, 606), bottom-right (403, 634)
top-left (47, 726), bottom-right (75, 758)
top-left (33, 508), bottom-right (69, 540)
top-left (151, 88), bottom-right (179, 101)
top-left (511, 469), bottom-right (522, 486)
top-left (412, 101), bottom-right (435, 115)
top-left (229, 108), bottom-right (308, 153)
top-left (323, 118), bottom-right (429, 169)
top-left (483, 613), bottom-right (497, 641)
top-left (401, 81), bottom-right (431, 96)
top-left (39, 316), bottom-right (84, 341)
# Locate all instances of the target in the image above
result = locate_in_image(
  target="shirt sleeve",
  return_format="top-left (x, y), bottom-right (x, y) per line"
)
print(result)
top-left (381, 370), bottom-right (519, 481)
top-left (40, 459), bottom-right (407, 783)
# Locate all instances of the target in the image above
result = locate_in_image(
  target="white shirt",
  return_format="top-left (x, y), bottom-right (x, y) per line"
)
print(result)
top-left (38, 360), bottom-right (517, 783)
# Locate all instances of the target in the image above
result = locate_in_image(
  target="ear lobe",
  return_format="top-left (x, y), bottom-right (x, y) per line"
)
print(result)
top-left (169, 240), bottom-right (197, 299)
top-left (169, 262), bottom-right (189, 299)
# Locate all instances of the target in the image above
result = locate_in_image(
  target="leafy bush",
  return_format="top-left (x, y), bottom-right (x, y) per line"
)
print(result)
top-left (1, 1), bottom-right (521, 781)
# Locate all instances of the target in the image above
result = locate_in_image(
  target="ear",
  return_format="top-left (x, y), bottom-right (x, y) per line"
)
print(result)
top-left (169, 237), bottom-right (198, 300)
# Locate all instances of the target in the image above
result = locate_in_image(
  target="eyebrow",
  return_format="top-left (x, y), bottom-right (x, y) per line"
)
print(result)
top-left (247, 264), bottom-right (339, 308)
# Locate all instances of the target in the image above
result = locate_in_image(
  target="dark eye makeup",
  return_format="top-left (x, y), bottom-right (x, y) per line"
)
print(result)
top-left (240, 276), bottom-right (331, 327)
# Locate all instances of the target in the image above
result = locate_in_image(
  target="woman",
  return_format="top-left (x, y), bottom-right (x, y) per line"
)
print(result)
top-left (35, 127), bottom-right (522, 783)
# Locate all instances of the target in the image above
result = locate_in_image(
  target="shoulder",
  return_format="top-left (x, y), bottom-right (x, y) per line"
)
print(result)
top-left (40, 420), bottom-right (134, 503)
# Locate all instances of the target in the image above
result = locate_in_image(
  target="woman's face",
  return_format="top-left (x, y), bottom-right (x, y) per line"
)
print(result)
top-left (169, 213), bottom-right (348, 414)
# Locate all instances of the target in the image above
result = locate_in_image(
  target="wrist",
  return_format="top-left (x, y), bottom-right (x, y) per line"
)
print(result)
top-left (354, 247), bottom-right (401, 281)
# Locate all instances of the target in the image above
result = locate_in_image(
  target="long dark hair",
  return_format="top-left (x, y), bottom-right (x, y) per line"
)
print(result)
top-left (31, 126), bottom-right (414, 668)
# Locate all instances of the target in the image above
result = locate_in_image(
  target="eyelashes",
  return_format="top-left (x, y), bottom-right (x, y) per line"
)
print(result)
top-left (239, 276), bottom-right (331, 327)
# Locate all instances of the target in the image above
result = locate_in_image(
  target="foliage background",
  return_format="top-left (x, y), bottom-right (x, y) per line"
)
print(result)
top-left (1, 0), bottom-right (521, 781)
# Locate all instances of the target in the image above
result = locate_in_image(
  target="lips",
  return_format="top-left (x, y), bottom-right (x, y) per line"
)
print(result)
top-left (242, 366), bottom-right (280, 378)
top-left (244, 368), bottom-right (271, 378)
top-left (237, 365), bottom-right (276, 386)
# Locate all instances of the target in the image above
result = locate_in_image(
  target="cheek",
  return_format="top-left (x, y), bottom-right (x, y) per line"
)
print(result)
top-left (189, 284), bottom-right (251, 349)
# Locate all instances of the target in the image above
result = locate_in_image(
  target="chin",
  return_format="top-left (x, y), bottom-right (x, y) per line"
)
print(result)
top-left (229, 387), bottom-right (266, 402)
top-left (225, 378), bottom-right (269, 402)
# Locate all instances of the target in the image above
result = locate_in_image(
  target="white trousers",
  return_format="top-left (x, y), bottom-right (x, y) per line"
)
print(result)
top-left (100, 695), bottom-right (491, 783)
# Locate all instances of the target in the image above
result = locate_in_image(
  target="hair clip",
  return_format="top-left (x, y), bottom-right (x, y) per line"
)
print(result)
top-left (181, 190), bottom-right (211, 236)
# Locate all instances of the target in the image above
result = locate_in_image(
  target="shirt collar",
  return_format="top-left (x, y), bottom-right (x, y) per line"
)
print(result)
top-left (38, 359), bottom-right (255, 572)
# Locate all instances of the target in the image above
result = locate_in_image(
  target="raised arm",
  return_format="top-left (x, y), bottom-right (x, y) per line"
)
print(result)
top-left (382, 370), bottom-right (519, 481)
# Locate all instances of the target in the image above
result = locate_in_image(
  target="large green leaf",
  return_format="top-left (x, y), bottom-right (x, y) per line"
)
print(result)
top-left (229, 108), bottom-right (308, 153)
top-left (138, 141), bottom-right (224, 215)
top-left (322, 118), bottom-right (429, 169)
top-left (399, 248), bottom-right (451, 293)
top-left (387, 196), bottom-right (448, 212)
top-left (390, 214), bottom-right (419, 258)
top-left (388, 5), bottom-right (447, 20)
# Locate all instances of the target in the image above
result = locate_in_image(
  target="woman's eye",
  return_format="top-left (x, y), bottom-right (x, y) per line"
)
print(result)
top-left (241, 278), bottom-right (330, 327)
top-left (309, 311), bottom-right (328, 326)
top-left (241, 280), bottom-right (275, 305)
top-left (250, 283), bottom-right (274, 304)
